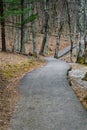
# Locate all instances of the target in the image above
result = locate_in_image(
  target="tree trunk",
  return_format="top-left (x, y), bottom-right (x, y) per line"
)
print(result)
top-left (39, 0), bottom-right (49, 55)
top-left (54, 20), bottom-right (63, 58)
top-left (15, 26), bottom-right (20, 52)
top-left (65, 0), bottom-right (73, 62)
top-left (45, 34), bottom-right (49, 55)
top-left (20, 0), bottom-right (25, 54)
top-left (39, 11), bottom-right (49, 55)
top-left (0, 0), bottom-right (6, 52)
top-left (54, 35), bottom-right (60, 58)
top-left (76, 0), bottom-right (85, 62)
top-left (31, 2), bottom-right (37, 57)
top-left (31, 21), bottom-right (37, 57)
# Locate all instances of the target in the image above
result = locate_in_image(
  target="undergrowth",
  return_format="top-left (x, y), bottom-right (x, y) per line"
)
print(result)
top-left (0, 58), bottom-right (44, 80)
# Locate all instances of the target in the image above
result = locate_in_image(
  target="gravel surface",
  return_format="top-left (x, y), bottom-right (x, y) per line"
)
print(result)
top-left (69, 69), bottom-right (86, 78)
top-left (8, 58), bottom-right (87, 130)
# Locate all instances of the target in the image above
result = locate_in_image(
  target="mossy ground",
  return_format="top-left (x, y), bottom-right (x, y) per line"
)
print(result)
top-left (0, 58), bottom-right (44, 79)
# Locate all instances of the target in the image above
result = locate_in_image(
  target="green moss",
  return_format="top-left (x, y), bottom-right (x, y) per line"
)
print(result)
top-left (0, 58), bottom-right (44, 80)
top-left (82, 72), bottom-right (87, 81)
top-left (83, 95), bottom-right (87, 110)
top-left (77, 57), bottom-right (85, 64)
top-left (83, 102), bottom-right (87, 110)
top-left (4, 71), bottom-right (14, 78)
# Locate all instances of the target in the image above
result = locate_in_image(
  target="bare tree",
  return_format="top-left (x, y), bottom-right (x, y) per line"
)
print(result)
top-left (0, 0), bottom-right (6, 52)
top-left (76, 0), bottom-right (85, 62)
top-left (39, 0), bottom-right (49, 55)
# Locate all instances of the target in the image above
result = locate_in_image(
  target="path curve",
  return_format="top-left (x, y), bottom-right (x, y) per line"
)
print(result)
top-left (8, 58), bottom-right (87, 130)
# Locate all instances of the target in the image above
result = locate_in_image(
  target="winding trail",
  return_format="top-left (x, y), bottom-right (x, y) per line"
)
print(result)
top-left (8, 58), bottom-right (87, 130)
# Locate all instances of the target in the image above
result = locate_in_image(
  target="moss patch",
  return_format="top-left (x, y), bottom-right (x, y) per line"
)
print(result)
top-left (83, 95), bottom-right (87, 110)
top-left (77, 57), bottom-right (85, 64)
top-left (82, 72), bottom-right (87, 81)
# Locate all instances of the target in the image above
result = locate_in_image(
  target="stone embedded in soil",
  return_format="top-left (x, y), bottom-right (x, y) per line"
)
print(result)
top-left (69, 69), bottom-right (86, 78)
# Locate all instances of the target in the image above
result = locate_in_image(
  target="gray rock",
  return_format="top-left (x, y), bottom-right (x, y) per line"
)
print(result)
top-left (69, 69), bottom-right (86, 78)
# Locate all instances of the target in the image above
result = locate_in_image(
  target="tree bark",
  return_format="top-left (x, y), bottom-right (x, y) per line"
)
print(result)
top-left (0, 0), bottom-right (6, 52)
top-left (65, 0), bottom-right (73, 62)
top-left (54, 22), bottom-right (63, 58)
top-left (39, 11), bottom-right (49, 55)
top-left (76, 0), bottom-right (85, 62)
top-left (20, 0), bottom-right (25, 54)
top-left (31, 2), bottom-right (37, 57)
top-left (31, 21), bottom-right (37, 57)
top-left (39, 0), bottom-right (49, 55)
top-left (15, 26), bottom-right (20, 52)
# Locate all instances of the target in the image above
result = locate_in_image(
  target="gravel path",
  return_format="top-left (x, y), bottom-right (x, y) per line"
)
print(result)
top-left (8, 58), bottom-right (87, 130)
